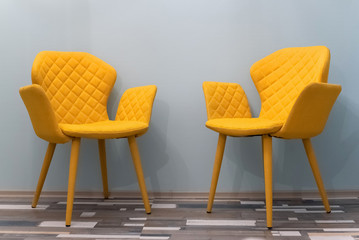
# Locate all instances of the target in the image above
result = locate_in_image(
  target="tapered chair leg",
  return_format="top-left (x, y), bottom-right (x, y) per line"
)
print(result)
top-left (65, 138), bottom-right (81, 227)
top-left (98, 139), bottom-right (109, 199)
top-left (262, 135), bottom-right (273, 229)
top-left (32, 142), bottom-right (56, 208)
top-left (302, 138), bottom-right (331, 213)
top-left (128, 136), bottom-right (151, 214)
top-left (207, 133), bottom-right (227, 213)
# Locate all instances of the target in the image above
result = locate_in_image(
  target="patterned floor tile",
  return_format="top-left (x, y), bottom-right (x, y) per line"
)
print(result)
top-left (0, 196), bottom-right (358, 239)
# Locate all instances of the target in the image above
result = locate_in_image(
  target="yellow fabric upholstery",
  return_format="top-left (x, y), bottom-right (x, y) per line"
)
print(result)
top-left (203, 81), bottom-right (251, 120)
top-left (116, 85), bottom-right (157, 124)
top-left (203, 46), bottom-right (337, 138)
top-left (20, 51), bottom-right (156, 226)
top-left (250, 46), bottom-right (330, 124)
top-left (19, 85), bottom-right (70, 143)
top-left (204, 46), bottom-right (341, 228)
top-left (206, 118), bottom-right (282, 137)
top-left (60, 85), bottom-right (157, 139)
top-left (32, 51), bottom-right (117, 124)
top-left (272, 82), bottom-right (341, 139)
top-left (21, 51), bottom-right (158, 141)
top-left (60, 121), bottom-right (148, 139)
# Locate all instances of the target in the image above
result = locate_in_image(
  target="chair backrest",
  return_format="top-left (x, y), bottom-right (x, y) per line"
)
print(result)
top-left (250, 46), bottom-right (330, 123)
top-left (31, 51), bottom-right (117, 124)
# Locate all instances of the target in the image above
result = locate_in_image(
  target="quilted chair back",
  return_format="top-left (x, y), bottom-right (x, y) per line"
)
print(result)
top-left (250, 46), bottom-right (330, 123)
top-left (31, 51), bottom-right (117, 124)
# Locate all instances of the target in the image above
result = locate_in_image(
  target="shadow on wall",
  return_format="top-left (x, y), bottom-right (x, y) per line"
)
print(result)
top-left (225, 136), bottom-right (263, 192)
top-left (29, 139), bottom-right (70, 191)
top-left (315, 97), bottom-right (359, 189)
top-left (106, 99), bottom-right (172, 191)
top-left (277, 97), bottom-right (359, 192)
top-left (220, 97), bottom-right (353, 193)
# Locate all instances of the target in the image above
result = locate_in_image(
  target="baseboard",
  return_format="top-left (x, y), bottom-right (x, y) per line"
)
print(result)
top-left (0, 190), bottom-right (358, 199)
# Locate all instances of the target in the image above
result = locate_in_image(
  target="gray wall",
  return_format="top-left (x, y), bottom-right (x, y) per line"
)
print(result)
top-left (1, 0), bottom-right (358, 193)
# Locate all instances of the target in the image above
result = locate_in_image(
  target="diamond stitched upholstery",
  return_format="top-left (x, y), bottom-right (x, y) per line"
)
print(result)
top-left (116, 85), bottom-right (157, 124)
top-left (32, 51), bottom-right (117, 124)
top-left (203, 81), bottom-right (252, 120)
top-left (250, 46), bottom-right (330, 123)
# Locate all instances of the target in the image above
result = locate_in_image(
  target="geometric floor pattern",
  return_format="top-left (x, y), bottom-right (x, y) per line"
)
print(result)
top-left (0, 196), bottom-right (358, 239)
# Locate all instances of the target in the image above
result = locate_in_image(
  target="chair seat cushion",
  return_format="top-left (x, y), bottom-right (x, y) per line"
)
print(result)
top-left (206, 118), bottom-right (283, 137)
top-left (59, 120), bottom-right (148, 139)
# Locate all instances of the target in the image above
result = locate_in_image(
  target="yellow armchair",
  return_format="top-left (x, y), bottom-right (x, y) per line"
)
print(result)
top-left (19, 51), bottom-right (157, 227)
top-left (203, 46), bottom-right (341, 229)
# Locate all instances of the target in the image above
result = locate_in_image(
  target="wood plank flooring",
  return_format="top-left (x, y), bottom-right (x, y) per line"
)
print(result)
top-left (0, 196), bottom-right (358, 239)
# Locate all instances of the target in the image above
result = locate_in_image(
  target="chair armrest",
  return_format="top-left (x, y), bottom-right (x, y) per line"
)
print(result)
top-left (19, 84), bottom-right (70, 143)
top-left (272, 82), bottom-right (341, 139)
top-left (115, 85), bottom-right (157, 124)
top-left (203, 81), bottom-right (252, 120)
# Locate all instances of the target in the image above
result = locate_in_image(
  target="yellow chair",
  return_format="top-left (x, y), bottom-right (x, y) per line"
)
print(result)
top-left (19, 51), bottom-right (157, 227)
top-left (203, 46), bottom-right (341, 229)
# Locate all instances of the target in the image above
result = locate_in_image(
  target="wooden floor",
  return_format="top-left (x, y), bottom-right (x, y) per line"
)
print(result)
top-left (0, 196), bottom-right (358, 239)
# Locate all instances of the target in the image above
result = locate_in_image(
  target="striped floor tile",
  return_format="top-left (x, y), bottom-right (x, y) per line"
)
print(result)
top-left (0, 196), bottom-right (358, 239)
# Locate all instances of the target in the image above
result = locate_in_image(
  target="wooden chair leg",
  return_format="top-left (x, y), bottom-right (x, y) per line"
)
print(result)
top-left (65, 138), bottom-right (81, 227)
top-left (302, 138), bottom-right (331, 213)
top-left (128, 136), bottom-right (151, 214)
top-left (32, 142), bottom-right (56, 208)
top-left (262, 135), bottom-right (273, 229)
top-left (98, 139), bottom-right (109, 199)
top-left (207, 133), bottom-right (227, 213)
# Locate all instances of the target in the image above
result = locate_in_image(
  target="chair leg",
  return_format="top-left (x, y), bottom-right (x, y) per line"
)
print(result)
top-left (98, 139), bottom-right (109, 199)
top-left (262, 135), bottom-right (273, 229)
top-left (207, 133), bottom-right (227, 213)
top-left (32, 142), bottom-right (56, 208)
top-left (302, 138), bottom-right (331, 213)
top-left (65, 138), bottom-right (81, 227)
top-left (128, 136), bottom-right (151, 214)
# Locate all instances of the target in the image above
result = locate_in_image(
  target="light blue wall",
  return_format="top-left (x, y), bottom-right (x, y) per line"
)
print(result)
top-left (0, 0), bottom-right (358, 193)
